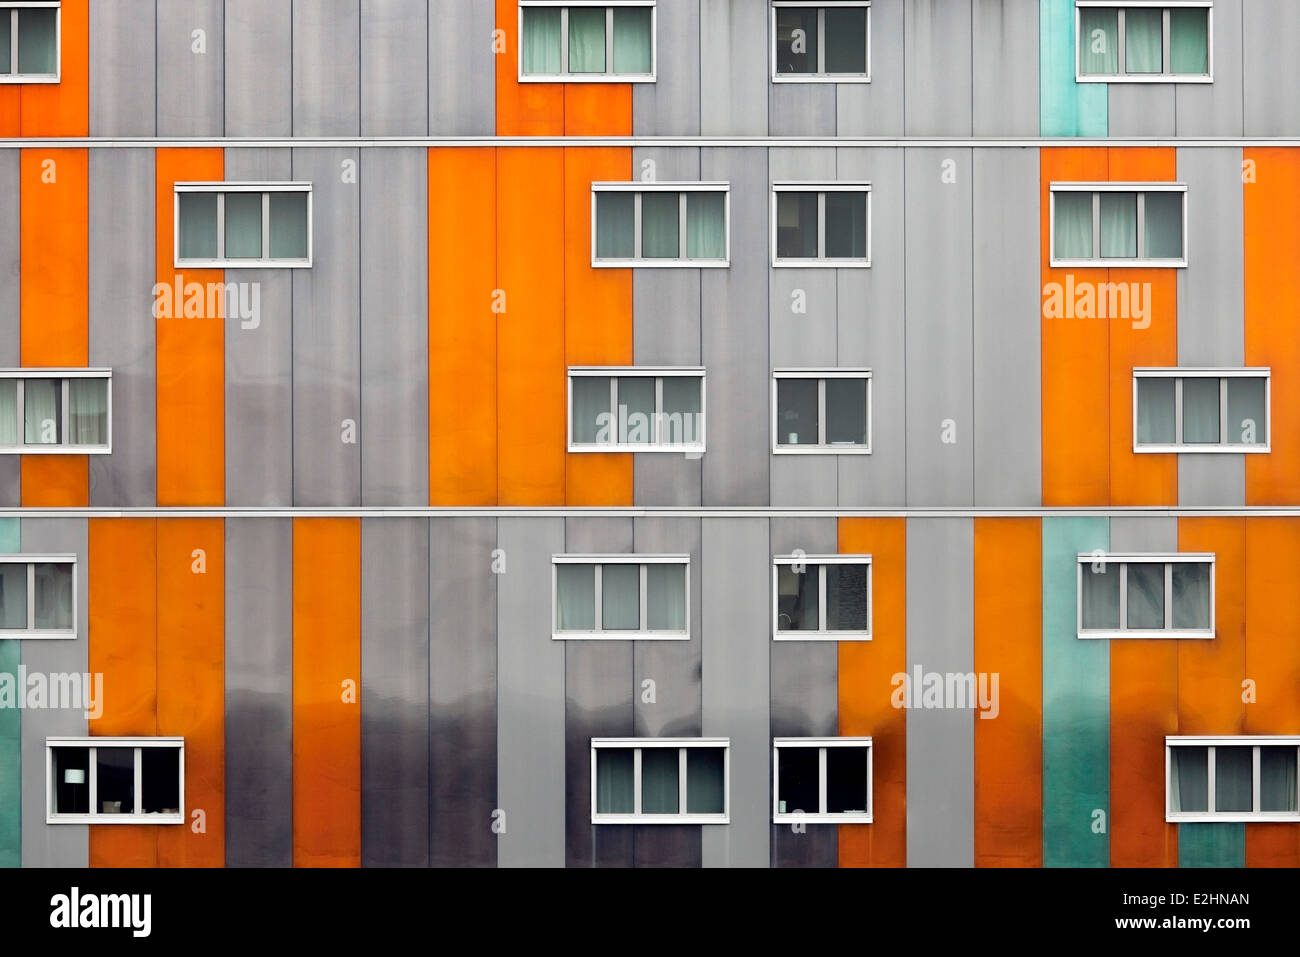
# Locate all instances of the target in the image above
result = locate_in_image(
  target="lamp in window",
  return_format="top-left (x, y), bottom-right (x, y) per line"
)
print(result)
top-left (63, 768), bottom-right (85, 814)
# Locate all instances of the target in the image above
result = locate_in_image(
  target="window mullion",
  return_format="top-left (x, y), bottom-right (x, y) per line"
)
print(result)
top-left (26, 563), bottom-right (35, 631)
top-left (605, 6), bottom-right (614, 76)
top-left (639, 563), bottom-right (648, 631)
top-left (817, 192), bottom-right (826, 259)
top-left (1119, 562), bottom-right (1128, 633)
top-left (1219, 378), bottom-right (1229, 445)
top-left (216, 193), bottom-right (226, 260)
top-left (88, 747), bottom-right (98, 818)
top-left (10, 10), bottom-right (17, 78)
top-left (633, 748), bottom-right (642, 816)
top-left (678, 192), bottom-right (688, 261)
top-left (1162, 8), bottom-right (1171, 76)
top-left (134, 747), bottom-right (143, 819)
top-left (1117, 9), bottom-right (1127, 75)
top-left (679, 748), bottom-right (688, 816)
top-left (1164, 563), bottom-right (1173, 630)
top-left (15, 379), bottom-right (23, 448)
top-left (818, 378), bottom-right (827, 446)
top-left (1136, 192), bottom-right (1146, 259)
top-left (632, 193), bottom-right (643, 259)
top-left (1092, 192), bottom-right (1101, 259)
top-left (819, 747), bottom-right (828, 815)
top-left (560, 7), bottom-right (569, 75)
top-left (1253, 746), bottom-right (1261, 813)
top-left (262, 192), bottom-right (271, 261)
top-left (1174, 378), bottom-right (1184, 446)
top-left (817, 8), bottom-right (826, 74)
top-left (654, 376), bottom-right (664, 445)
top-left (818, 565), bottom-right (828, 633)
top-left (61, 378), bottom-right (70, 447)
top-left (1208, 746), bottom-right (1217, 814)
top-left (610, 377), bottom-right (619, 447)
top-left (593, 563), bottom-right (604, 634)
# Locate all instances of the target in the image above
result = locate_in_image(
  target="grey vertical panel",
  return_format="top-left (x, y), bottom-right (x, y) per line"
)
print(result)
top-left (224, 149), bottom-right (293, 507)
top-left (1109, 517), bottom-right (1177, 554)
top-left (90, 0), bottom-right (157, 136)
top-left (361, 0), bottom-right (427, 136)
top-left (905, 148), bottom-right (974, 506)
top-left (700, 517), bottom-right (770, 867)
top-left (699, 0), bottom-right (768, 135)
top-left (157, 0), bottom-right (223, 136)
top-left (428, 0), bottom-right (495, 135)
top-left (0, 152), bottom-right (14, 504)
top-left (361, 518), bottom-right (429, 867)
top-left (769, 519), bottom-right (836, 868)
top-left (770, 85), bottom-right (837, 138)
top-left (634, 0), bottom-right (701, 135)
top-left (20, 519), bottom-right (88, 867)
top-left (293, 0), bottom-right (361, 136)
top-left (702, 148), bottom-right (769, 506)
top-left (905, 517), bottom-right (974, 867)
top-left (89, 149), bottom-right (156, 507)
top-left (360, 148), bottom-right (428, 505)
top-left (1176, 0), bottom-right (1243, 136)
top-left (292, 148), bottom-right (362, 506)
top-left (632, 516), bottom-right (702, 867)
top-left (496, 517), bottom-right (566, 867)
top-left (971, 0), bottom-right (1037, 136)
top-left (837, 0), bottom-right (904, 136)
top-left (1109, 85), bottom-right (1175, 137)
top-left (1243, 0), bottom-right (1300, 136)
top-left (225, 0), bottom-right (292, 137)
top-left (429, 517), bottom-right (497, 868)
top-left (973, 148), bottom-right (1041, 506)
top-left (835, 148), bottom-right (905, 507)
top-left (1177, 147), bottom-right (1245, 507)
top-left (225, 518), bottom-right (293, 867)
top-left (904, 0), bottom-right (972, 135)
top-left (563, 519), bottom-right (635, 867)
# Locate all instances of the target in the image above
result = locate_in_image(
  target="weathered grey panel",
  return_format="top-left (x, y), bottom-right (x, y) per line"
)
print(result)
top-left (905, 517), bottom-right (974, 867)
top-left (225, 0), bottom-right (292, 137)
top-left (293, 0), bottom-right (361, 136)
top-left (90, 0), bottom-right (157, 136)
top-left (634, 0), bottom-right (701, 135)
top-left (1109, 85), bottom-right (1176, 138)
top-left (699, 0), bottom-right (768, 135)
top-left (0, 152), bottom-right (14, 504)
top-left (89, 148), bottom-right (156, 507)
top-left (837, 0), bottom-right (904, 135)
top-left (771, 85), bottom-right (837, 138)
top-left (972, 0), bottom-right (1038, 136)
top-left (904, 0), bottom-right (972, 135)
top-left (1243, 0), bottom-right (1300, 137)
top-left (1175, 0), bottom-right (1243, 136)
top-left (428, 0), bottom-right (496, 135)
top-left (360, 0), bottom-right (427, 136)
top-left (1109, 516), bottom-right (1177, 553)
top-left (157, 0), bottom-right (223, 137)
top-left (225, 518), bottom-right (293, 867)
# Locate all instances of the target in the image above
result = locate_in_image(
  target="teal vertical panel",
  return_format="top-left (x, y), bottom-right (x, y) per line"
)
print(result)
top-left (1040, 0), bottom-right (1108, 136)
top-left (1043, 517), bottom-right (1110, 866)
top-left (0, 517), bottom-right (20, 867)
top-left (1179, 824), bottom-right (1245, 868)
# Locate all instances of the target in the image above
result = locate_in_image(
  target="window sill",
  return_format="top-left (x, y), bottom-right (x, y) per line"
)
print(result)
top-left (569, 444), bottom-right (705, 454)
top-left (592, 260), bottom-right (730, 269)
top-left (774, 633), bottom-right (872, 642)
top-left (1077, 630), bottom-right (1213, 640)
top-left (774, 812), bottom-right (872, 824)
top-left (1167, 812), bottom-right (1300, 824)
top-left (47, 814), bottom-right (185, 825)
top-left (772, 259), bottom-right (871, 269)
top-left (592, 814), bottom-right (728, 825)
top-left (0, 446), bottom-right (111, 455)
top-left (0, 632), bottom-right (75, 641)
top-left (0, 75), bottom-right (59, 84)
top-left (553, 631), bottom-right (689, 641)
top-left (773, 446), bottom-right (871, 455)
top-left (772, 75), bottom-right (871, 84)
top-left (1050, 257), bottom-right (1187, 269)
top-left (519, 74), bottom-right (656, 83)
top-left (175, 259), bottom-right (312, 270)
top-left (1135, 444), bottom-right (1270, 454)
top-left (1076, 74), bottom-right (1213, 84)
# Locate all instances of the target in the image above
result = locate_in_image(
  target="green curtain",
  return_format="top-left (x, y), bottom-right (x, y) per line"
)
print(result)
top-left (1171, 747), bottom-right (1209, 812)
top-left (1144, 191), bottom-right (1183, 260)
top-left (1227, 377), bottom-right (1267, 445)
top-left (1169, 8), bottom-right (1209, 75)
top-left (825, 7), bottom-right (867, 74)
top-left (1126, 562), bottom-right (1165, 629)
top-left (1078, 7), bottom-right (1118, 75)
top-left (1080, 563), bottom-right (1121, 630)
top-left (1054, 191), bottom-right (1093, 259)
top-left (1260, 748), bottom-right (1298, 813)
top-left (641, 192), bottom-right (679, 259)
top-left (1124, 7), bottom-right (1163, 74)
top-left (522, 7), bottom-right (562, 75)
top-left (660, 375), bottom-right (700, 445)
top-left (568, 6), bottom-right (606, 74)
top-left (556, 563), bottom-right (595, 630)
top-left (616, 375), bottom-right (653, 444)
top-left (612, 6), bottom-right (652, 75)
top-left (1136, 376), bottom-right (1175, 445)
top-left (686, 749), bottom-right (725, 814)
top-left (596, 192), bottom-right (635, 259)
top-left (571, 375), bottom-right (610, 444)
top-left (68, 378), bottom-right (108, 446)
top-left (269, 192), bottom-right (309, 259)
top-left (686, 192), bottom-right (725, 259)
top-left (1215, 747), bottom-right (1253, 813)
top-left (601, 563), bottom-right (640, 630)
top-left (33, 562), bottom-right (73, 631)
top-left (1100, 191), bottom-right (1137, 258)
top-left (640, 749), bottom-right (679, 814)
top-left (224, 193), bottom-right (263, 260)
top-left (596, 749), bottom-right (635, 814)
top-left (178, 192), bottom-right (218, 260)
top-left (646, 564), bottom-right (685, 631)
top-left (23, 378), bottom-right (59, 445)
top-left (1181, 377), bottom-right (1220, 444)
top-left (16, 7), bottom-right (57, 76)
top-left (1171, 563), bottom-right (1211, 630)
top-left (0, 380), bottom-right (16, 446)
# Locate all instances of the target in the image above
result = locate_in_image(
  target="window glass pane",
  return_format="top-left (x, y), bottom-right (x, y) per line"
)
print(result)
top-left (1124, 6), bottom-right (1163, 73)
top-left (825, 191), bottom-right (868, 259)
top-left (1171, 562), bottom-right (1211, 631)
top-left (1136, 376), bottom-right (1176, 445)
top-left (568, 6), bottom-right (606, 73)
top-left (1181, 377), bottom-right (1220, 444)
top-left (0, 563), bottom-right (25, 629)
top-left (826, 746), bottom-right (869, 813)
top-left (1080, 561), bottom-right (1120, 630)
top-left (774, 6), bottom-right (818, 74)
top-left (595, 192), bottom-right (635, 259)
top-left (660, 376), bottom-right (702, 445)
top-left (602, 563), bottom-right (640, 631)
top-left (33, 562), bottom-right (73, 631)
top-left (1171, 746), bottom-right (1208, 812)
top-left (1215, 746), bottom-right (1253, 813)
top-left (641, 748), bottom-right (679, 814)
top-left (1054, 191), bottom-right (1093, 259)
top-left (824, 7), bottom-right (867, 74)
top-left (1169, 7), bottom-right (1209, 74)
top-left (616, 376), bottom-right (654, 445)
top-left (825, 377), bottom-right (868, 445)
top-left (521, 6), bottom-right (562, 74)
top-left (776, 564), bottom-right (819, 631)
top-left (776, 378), bottom-right (818, 446)
top-left (1127, 562), bottom-right (1165, 630)
top-left (224, 192), bottom-right (263, 260)
top-left (1260, 747), bottom-right (1298, 813)
top-left (641, 192), bottom-right (679, 259)
top-left (53, 747), bottom-right (90, 815)
top-left (142, 748), bottom-right (181, 815)
top-left (571, 375), bottom-right (610, 445)
top-left (686, 748), bottom-right (724, 814)
top-left (68, 378), bottom-right (108, 446)
top-left (1100, 191), bottom-right (1137, 258)
top-left (1227, 377), bottom-right (1267, 446)
top-left (775, 191), bottom-right (818, 259)
top-left (556, 563), bottom-right (595, 630)
top-left (826, 564), bottom-right (869, 631)
top-left (0, 379), bottom-right (16, 446)
top-left (612, 6), bottom-right (652, 74)
top-left (1078, 6), bottom-right (1118, 74)
top-left (24, 377), bottom-right (60, 445)
top-left (97, 747), bottom-right (136, 814)
top-left (16, 7), bottom-right (56, 75)
top-left (269, 192), bottom-right (309, 259)
top-left (178, 192), bottom-right (218, 261)
top-left (595, 749), bottom-right (634, 814)
top-left (646, 564), bottom-right (685, 631)
top-left (686, 192), bottom-right (725, 259)
top-left (1144, 191), bottom-right (1183, 260)
top-left (0, 13), bottom-right (10, 74)
top-left (777, 747), bottom-right (819, 815)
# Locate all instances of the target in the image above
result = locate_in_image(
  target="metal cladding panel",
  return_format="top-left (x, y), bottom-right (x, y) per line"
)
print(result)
top-left (770, 84), bottom-right (837, 138)
top-left (1243, 0), bottom-right (1300, 136)
top-left (972, 0), bottom-right (1038, 137)
top-left (90, 0), bottom-right (157, 137)
top-left (1039, 0), bottom-right (1107, 136)
top-left (0, 152), bottom-right (16, 505)
top-left (837, 0), bottom-right (905, 135)
top-left (293, 0), bottom-right (361, 137)
top-left (428, 0), bottom-right (495, 135)
top-left (699, 0), bottom-right (768, 135)
top-left (1109, 84), bottom-right (1176, 138)
top-left (361, 0), bottom-right (428, 136)
top-left (633, 0), bottom-right (701, 135)
top-left (904, 0), bottom-right (972, 136)
top-left (1175, 0), bottom-right (1243, 136)
top-left (157, 0), bottom-right (224, 137)
top-left (224, 0), bottom-right (292, 137)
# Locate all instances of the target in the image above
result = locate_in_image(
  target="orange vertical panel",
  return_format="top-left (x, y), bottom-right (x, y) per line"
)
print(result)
top-left (496, 147), bottom-right (566, 504)
top-left (564, 146), bottom-right (632, 505)
top-left (428, 147), bottom-right (498, 505)
top-left (1244, 149), bottom-right (1300, 504)
top-left (973, 518), bottom-right (1042, 867)
top-left (292, 518), bottom-right (362, 867)
top-left (563, 84), bottom-right (632, 135)
top-left (1177, 518), bottom-right (1246, 735)
top-left (155, 148), bottom-right (224, 505)
top-left (0, 87), bottom-right (18, 135)
top-left (495, 0), bottom-right (563, 134)
top-left (837, 518), bottom-right (905, 867)
top-left (88, 519), bottom-right (159, 868)
top-left (19, 0), bottom-right (88, 136)
top-left (155, 519), bottom-right (225, 867)
top-left (1041, 148), bottom-right (1110, 505)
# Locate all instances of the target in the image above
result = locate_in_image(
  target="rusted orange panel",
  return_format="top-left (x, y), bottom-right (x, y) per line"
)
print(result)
top-left (19, 0), bottom-right (88, 136)
top-left (292, 518), bottom-right (362, 868)
top-left (155, 519), bottom-right (225, 867)
top-left (973, 518), bottom-right (1042, 867)
top-left (1177, 518), bottom-right (1245, 735)
top-left (837, 518), bottom-right (905, 867)
top-left (20, 458), bottom-right (87, 506)
top-left (155, 148), bottom-right (224, 506)
top-left (0, 88), bottom-right (19, 135)
top-left (495, 0), bottom-right (563, 134)
top-left (563, 84), bottom-right (632, 135)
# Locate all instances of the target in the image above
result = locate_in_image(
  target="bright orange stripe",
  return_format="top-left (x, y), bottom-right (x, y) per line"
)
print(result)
top-left (0, 87), bottom-right (19, 136)
top-left (20, 458), bottom-right (88, 507)
top-left (155, 519), bottom-right (225, 867)
top-left (837, 518), bottom-right (905, 867)
top-left (563, 84), bottom-right (632, 136)
top-left (495, 0), bottom-right (563, 134)
top-left (292, 518), bottom-right (361, 867)
top-left (19, 0), bottom-right (88, 136)
top-left (973, 518), bottom-right (1042, 867)
top-left (1177, 518), bottom-right (1246, 735)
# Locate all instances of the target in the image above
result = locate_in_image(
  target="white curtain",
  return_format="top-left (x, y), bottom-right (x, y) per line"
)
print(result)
top-left (1260, 747), bottom-right (1298, 813)
top-left (1136, 377), bottom-right (1176, 445)
top-left (641, 192), bottom-right (679, 259)
top-left (178, 192), bottom-right (218, 260)
top-left (571, 376), bottom-right (610, 444)
top-left (686, 192), bottom-right (725, 260)
top-left (686, 749), bottom-right (725, 814)
top-left (68, 378), bottom-right (108, 446)
top-left (224, 192), bottom-right (263, 259)
top-left (596, 749), bottom-right (635, 814)
top-left (1227, 377), bottom-right (1267, 446)
top-left (596, 192), bottom-right (635, 260)
top-left (1181, 377), bottom-right (1220, 444)
top-left (640, 748), bottom-right (679, 814)
top-left (1171, 562), bottom-right (1211, 630)
top-left (556, 563), bottom-right (595, 630)
top-left (1144, 192), bottom-right (1183, 260)
top-left (1127, 562), bottom-right (1165, 629)
top-left (646, 563), bottom-right (685, 630)
top-left (612, 6), bottom-right (652, 75)
top-left (0, 379), bottom-right (17, 446)
top-left (0, 562), bottom-right (25, 629)
top-left (23, 378), bottom-right (59, 445)
top-left (34, 562), bottom-right (73, 631)
top-left (269, 192), bottom-right (309, 260)
top-left (1124, 7), bottom-right (1163, 74)
top-left (1170, 8), bottom-right (1209, 75)
top-left (1054, 191), bottom-right (1093, 259)
top-left (1078, 7), bottom-right (1119, 75)
top-left (1100, 191), bottom-right (1137, 258)
top-left (1215, 747), bottom-right (1253, 813)
top-left (601, 563), bottom-right (639, 630)
top-left (568, 6), bottom-right (605, 74)
top-left (522, 7), bottom-right (562, 75)
top-left (1080, 562), bottom-right (1120, 630)
top-left (1171, 747), bottom-right (1209, 813)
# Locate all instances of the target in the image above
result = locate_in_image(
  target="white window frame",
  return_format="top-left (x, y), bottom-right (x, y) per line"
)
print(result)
top-left (591, 181), bottom-right (731, 268)
top-left (0, 554), bottom-right (75, 639)
top-left (1075, 1), bottom-right (1213, 83)
top-left (590, 737), bottom-right (729, 824)
top-left (46, 737), bottom-right (186, 825)
top-left (173, 182), bottom-right (313, 269)
top-left (1133, 368), bottom-right (1270, 453)
top-left (0, 368), bottom-right (112, 454)
top-left (773, 737), bottom-right (873, 823)
top-left (0, 2), bottom-right (61, 84)
top-left (1049, 182), bottom-right (1188, 267)
top-left (771, 369), bottom-right (872, 454)
top-left (1076, 552), bottom-right (1215, 640)
top-left (518, 0), bottom-right (657, 82)
top-left (771, 182), bottom-right (872, 267)
top-left (566, 367), bottom-right (706, 454)
top-left (1166, 736), bottom-right (1300, 823)
top-left (773, 554), bottom-right (872, 640)
top-left (552, 554), bottom-right (690, 640)
top-left (771, 2), bottom-right (871, 83)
